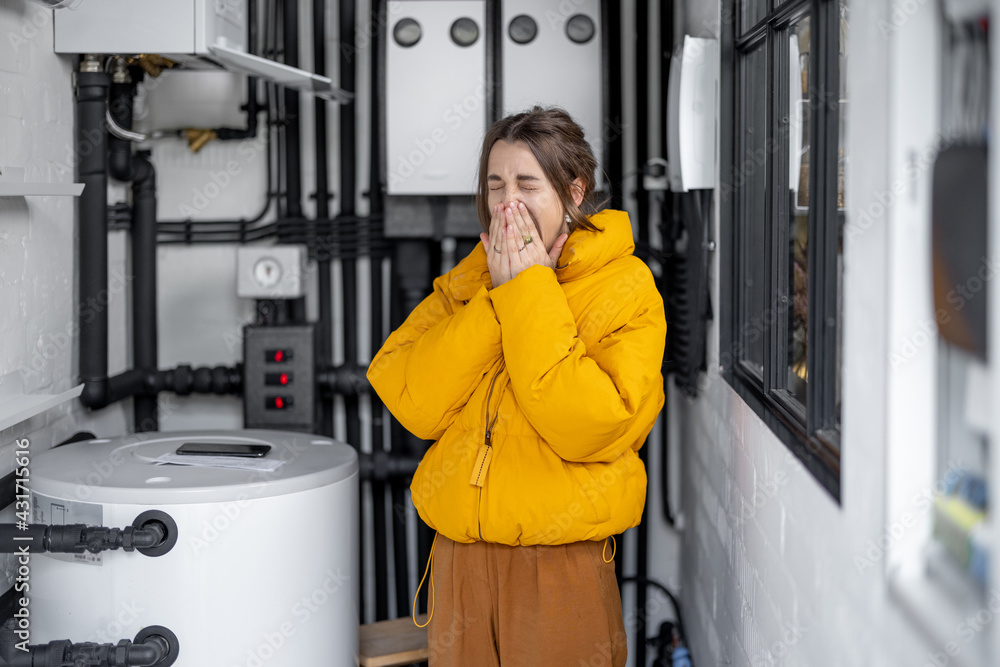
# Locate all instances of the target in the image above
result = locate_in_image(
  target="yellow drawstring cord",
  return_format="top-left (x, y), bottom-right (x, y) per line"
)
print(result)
top-left (412, 533), bottom-right (439, 628)
top-left (602, 535), bottom-right (617, 563)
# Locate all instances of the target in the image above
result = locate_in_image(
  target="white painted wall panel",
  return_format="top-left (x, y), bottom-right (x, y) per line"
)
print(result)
top-left (386, 1), bottom-right (486, 195)
top-left (502, 0), bottom-right (604, 185)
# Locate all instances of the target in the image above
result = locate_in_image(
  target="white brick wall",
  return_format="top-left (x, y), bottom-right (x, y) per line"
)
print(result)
top-left (0, 4), bottom-right (129, 448)
top-left (0, 1), bottom-right (131, 591)
top-left (673, 1), bottom-right (998, 666)
top-left (679, 376), bottom-right (940, 667)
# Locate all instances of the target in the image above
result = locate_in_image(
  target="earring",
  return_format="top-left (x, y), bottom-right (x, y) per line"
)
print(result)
top-left (564, 213), bottom-right (571, 224)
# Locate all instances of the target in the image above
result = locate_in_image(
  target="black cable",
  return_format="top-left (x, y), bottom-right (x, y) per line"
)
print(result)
top-left (619, 576), bottom-right (692, 665)
top-left (633, 6), bottom-right (650, 662)
top-left (660, 380), bottom-right (677, 526)
top-left (156, 0), bottom-right (276, 237)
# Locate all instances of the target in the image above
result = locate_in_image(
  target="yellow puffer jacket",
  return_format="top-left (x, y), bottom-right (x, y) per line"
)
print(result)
top-left (367, 209), bottom-right (666, 545)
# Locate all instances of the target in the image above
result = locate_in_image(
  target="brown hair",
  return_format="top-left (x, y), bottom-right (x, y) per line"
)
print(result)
top-left (476, 106), bottom-right (604, 235)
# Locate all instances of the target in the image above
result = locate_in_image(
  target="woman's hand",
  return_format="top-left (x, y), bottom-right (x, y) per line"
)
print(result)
top-left (480, 202), bottom-right (568, 289)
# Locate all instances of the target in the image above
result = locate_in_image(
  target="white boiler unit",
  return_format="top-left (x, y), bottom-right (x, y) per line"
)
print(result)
top-left (54, 0), bottom-right (349, 101)
top-left (29, 430), bottom-right (359, 667)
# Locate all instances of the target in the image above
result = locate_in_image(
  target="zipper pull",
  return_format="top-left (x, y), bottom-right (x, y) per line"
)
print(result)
top-left (469, 429), bottom-right (493, 487)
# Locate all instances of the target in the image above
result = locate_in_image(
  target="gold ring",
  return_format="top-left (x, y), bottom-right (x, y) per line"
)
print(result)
top-left (518, 245), bottom-right (527, 252)
top-left (522, 234), bottom-right (534, 245)
top-left (493, 246), bottom-right (501, 254)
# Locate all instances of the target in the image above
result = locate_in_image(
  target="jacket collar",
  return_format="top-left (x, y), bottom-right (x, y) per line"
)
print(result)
top-left (448, 209), bottom-right (635, 301)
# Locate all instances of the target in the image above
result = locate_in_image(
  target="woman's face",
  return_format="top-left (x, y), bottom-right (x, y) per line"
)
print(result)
top-left (486, 140), bottom-right (574, 253)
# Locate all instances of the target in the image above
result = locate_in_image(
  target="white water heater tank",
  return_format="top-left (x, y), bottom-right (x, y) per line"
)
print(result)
top-left (28, 430), bottom-right (359, 667)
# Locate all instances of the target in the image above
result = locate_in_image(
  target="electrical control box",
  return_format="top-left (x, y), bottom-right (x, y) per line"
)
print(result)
top-left (243, 325), bottom-right (315, 432)
top-left (501, 0), bottom-right (605, 186)
top-left (385, 0), bottom-right (488, 195)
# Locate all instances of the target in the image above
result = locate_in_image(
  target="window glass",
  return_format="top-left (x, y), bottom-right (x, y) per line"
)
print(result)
top-left (740, 0), bottom-right (769, 35)
top-left (739, 42), bottom-right (768, 376)
top-left (835, 0), bottom-right (849, 424)
top-left (786, 15), bottom-right (811, 404)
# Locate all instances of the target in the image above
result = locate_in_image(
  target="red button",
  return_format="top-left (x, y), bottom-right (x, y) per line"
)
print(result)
top-left (275, 397), bottom-right (285, 409)
top-left (280, 373), bottom-right (289, 385)
top-left (274, 350), bottom-right (284, 362)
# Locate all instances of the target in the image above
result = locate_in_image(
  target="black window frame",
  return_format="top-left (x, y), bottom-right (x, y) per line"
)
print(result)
top-left (720, 0), bottom-right (844, 501)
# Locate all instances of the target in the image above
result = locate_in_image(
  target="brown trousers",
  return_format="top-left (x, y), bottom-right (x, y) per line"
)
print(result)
top-left (426, 534), bottom-right (627, 667)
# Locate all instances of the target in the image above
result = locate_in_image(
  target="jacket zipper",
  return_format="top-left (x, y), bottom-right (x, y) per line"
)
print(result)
top-left (477, 360), bottom-right (505, 540)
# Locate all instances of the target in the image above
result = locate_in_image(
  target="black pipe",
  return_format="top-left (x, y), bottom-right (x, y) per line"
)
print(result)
top-left (659, 0), bottom-right (677, 529)
top-left (359, 452), bottom-right (421, 482)
top-left (0, 473), bottom-right (15, 510)
top-left (661, 376), bottom-right (676, 526)
top-left (0, 523), bottom-right (164, 554)
top-left (367, 1), bottom-right (388, 613)
top-left (383, 225), bottom-right (415, 619)
top-left (77, 69), bottom-right (112, 409)
top-left (337, 0), bottom-right (366, 621)
top-left (283, 0), bottom-right (303, 221)
top-left (634, 4), bottom-right (649, 662)
top-left (131, 155), bottom-right (158, 430)
top-left (636, 453), bottom-right (650, 667)
top-left (108, 79), bottom-right (134, 179)
top-left (368, 1), bottom-right (396, 612)
top-left (156, 213), bottom-right (391, 245)
top-left (366, 138), bottom-right (390, 620)
top-left (636, 0), bottom-right (650, 251)
top-left (288, 296), bottom-right (307, 323)
top-left (0, 621), bottom-right (173, 667)
top-left (370, 228), bottom-right (390, 620)
top-left (314, 0), bottom-right (334, 439)
top-left (313, 0), bottom-right (331, 219)
top-left (389, 422), bottom-right (411, 617)
top-left (603, 0), bottom-right (624, 210)
top-left (148, 365), bottom-right (242, 396)
top-left (278, 0), bottom-right (306, 327)
top-left (214, 76), bottom-right (259, 140)
top-left (486, 0), bottom-right (502, 123)
top-left (339, 0), bottom-right (357, 219)
top-left (317, 365), bottom-right (369, 395)
top-left (108, 78), bottom-right (160, 431)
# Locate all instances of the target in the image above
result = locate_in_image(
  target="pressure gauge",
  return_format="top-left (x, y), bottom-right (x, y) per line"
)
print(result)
top-left (508, 14), bottom-right (538, 45)
top-left (237, 246), bottom-right (305, 298)
top-left (393, 18), bottom-right (422, 48)
top-left (253, 257), bottom-right (283, 289)
top-left (451, 17), bottom-right (480, 47)
top-left (566, 14), bottom-right (596, 44)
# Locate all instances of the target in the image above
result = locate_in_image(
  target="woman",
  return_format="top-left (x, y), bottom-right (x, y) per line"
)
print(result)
top-left (367, 107), bottom-right (666, 666)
